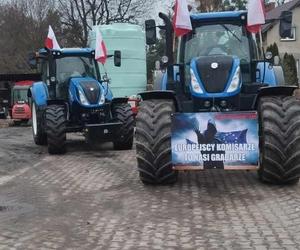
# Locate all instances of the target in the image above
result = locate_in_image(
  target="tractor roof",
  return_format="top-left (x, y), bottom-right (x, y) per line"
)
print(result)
top-left (191, 11), bottom-right (247, 24)
top-left (38, 48), bottom-right (95, 57)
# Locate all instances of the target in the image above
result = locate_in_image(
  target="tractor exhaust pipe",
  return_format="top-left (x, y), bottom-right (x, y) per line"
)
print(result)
top-left (158, 12), bottom-right (174, 65)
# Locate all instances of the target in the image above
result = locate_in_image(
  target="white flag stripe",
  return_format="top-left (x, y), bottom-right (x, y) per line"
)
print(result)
top-left (247, 0), bottom-right (265, 26)
top-left (175, 0), bottom-right (192, 29)
top-left (95, 28), bottom-right (107, 64)
top-left (46, 25), bottom-right (61, 50)
top-left (173, 0), bottom-right (192, 37)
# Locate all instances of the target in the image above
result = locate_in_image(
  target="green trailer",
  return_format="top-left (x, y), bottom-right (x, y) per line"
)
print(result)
top-left (88, 23), bottom-right (147, 99)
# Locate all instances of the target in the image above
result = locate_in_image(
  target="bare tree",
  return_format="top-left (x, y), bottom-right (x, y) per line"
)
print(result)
top-left (196, 0), bottom-right (224, 12)
top-left (0, 0), bottom-right (61, 73)
top-left (58, 0), bottom-right (154, 47)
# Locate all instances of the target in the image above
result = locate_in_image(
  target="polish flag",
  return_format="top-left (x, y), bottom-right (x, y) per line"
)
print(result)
top-left (95, 29), bottom-right (107, 64)
top-left (173, 0), bottom-right (192, 37)
top-left (45, 25), bottom-right (61, 50)
top-left (247, 0), bottom-right (266, 33)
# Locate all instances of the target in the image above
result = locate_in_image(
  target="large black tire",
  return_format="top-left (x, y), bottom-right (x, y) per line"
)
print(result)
top-left (135, 99), bottom-right (178, 184)
top-left (258, 95), bottom-right (300, 184)
top-left (31, 102), bottom-right (47, 145)
top-left (112, 103), bottom-right (134, 150)
top-left (45, 105), bottom-right (67, 154)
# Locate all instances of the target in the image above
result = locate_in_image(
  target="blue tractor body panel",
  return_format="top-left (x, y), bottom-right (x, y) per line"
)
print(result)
top-left (190, 11), bottom-right (247, 22)
top-left (31, 81), bottom-right (48, 106)
top-left (38, 48), bottom-right (95, 57)
top-left (160, 62), bottom-right (279, 93)
top-left (189, 57), bottom-right (241, 98)
top-left (68, 77), bottom-right (107, 108)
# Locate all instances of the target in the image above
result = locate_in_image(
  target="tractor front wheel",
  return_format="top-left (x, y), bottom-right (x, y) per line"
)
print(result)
top-left (135, 99), bottom-right (178, 185)
top-left (112, 103), bottom-right (134, 150)
top-left (32, 102), bottom-right (47, 145)
top-left (45, 105), bottom-right (67, 154)
top-left (258, 95), bottom-right (300, 184)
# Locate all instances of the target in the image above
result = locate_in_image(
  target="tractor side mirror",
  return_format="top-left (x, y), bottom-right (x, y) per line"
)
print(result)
top-left (145, 19), bottom-right (157, 45)
top-left (28, 52), bottom-right (37, 69)
top-left (114, 50), bottom-right (121, 67)
top-left (279, 11), bottom-right (293, 38)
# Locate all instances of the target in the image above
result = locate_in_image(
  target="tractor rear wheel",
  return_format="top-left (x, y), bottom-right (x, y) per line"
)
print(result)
top-left (112, 103), bottom-right (134, 150)
top-left (135, 99), bottom-right (178, 184)
top-left (32, 102), bottom-right (47, 145)
top-left (45, 105), bottom-right (67, 154)
top-left (258, 95), bottom-right (300, 184)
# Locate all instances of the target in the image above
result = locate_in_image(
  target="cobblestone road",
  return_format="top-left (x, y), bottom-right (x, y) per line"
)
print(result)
top-left (0, 127), bottom-right (300, 249)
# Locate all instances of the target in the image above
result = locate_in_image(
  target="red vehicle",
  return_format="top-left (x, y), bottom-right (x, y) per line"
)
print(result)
top-left (11, 81), bottom-right (34, 124)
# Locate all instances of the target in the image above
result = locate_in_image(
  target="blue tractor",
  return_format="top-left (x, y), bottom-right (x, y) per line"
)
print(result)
top-left (28, 48), bottom-right (134, 154)
top-left (135, 11), bottom-right (300, 185)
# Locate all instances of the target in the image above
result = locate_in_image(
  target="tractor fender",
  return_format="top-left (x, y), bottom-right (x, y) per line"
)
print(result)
top-left (256, 62), bottom-right (277, 86)
top-left (253, 85), bottom-right (298, 108)
top-left (28, 81), bottom-right (48, 106)
top-left (138, 90), bottom-right (180, 111)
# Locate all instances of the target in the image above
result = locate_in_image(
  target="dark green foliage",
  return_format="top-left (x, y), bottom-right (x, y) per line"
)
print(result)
top-left (282, 53), bottom-right (298, 85)
top-left (266, 42), bottom-right (279, 57)
top-left (195, 0), bottom-right (247, 12)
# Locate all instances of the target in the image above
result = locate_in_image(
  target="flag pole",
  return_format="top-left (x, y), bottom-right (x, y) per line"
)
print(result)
top-left (259, 27), bottom-right (266, 83)
top-left (259, 28), bottom-right (264, 57)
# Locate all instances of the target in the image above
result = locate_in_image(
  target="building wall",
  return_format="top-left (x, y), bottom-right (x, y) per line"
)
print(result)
top-left (264, 7), bottom-right (300, 82)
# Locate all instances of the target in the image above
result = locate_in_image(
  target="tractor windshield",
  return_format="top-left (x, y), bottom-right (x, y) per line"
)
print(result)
top-left (56, 56), bottom-right (98, 85)
top-left (184, 24), bottom-right (250, 64)
top-left (12, 89), bottom-right (28, 104)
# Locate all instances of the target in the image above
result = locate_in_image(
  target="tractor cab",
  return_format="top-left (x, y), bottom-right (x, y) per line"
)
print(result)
top-left (28, 48), bottom-right (134, 154)
top-left (178, 12), bottom-right (261, 111)
top-left (32, 48), bottom-right (120, 101)
top-left (146, 11), bottom-right (290, 112)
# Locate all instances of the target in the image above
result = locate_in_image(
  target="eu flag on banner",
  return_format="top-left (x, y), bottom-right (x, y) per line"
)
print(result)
top-left (216, 129), bottom-right (248, 144)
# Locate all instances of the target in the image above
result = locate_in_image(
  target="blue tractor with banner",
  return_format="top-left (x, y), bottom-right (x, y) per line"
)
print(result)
top-left (135, 10), bottom-right (300, 185)
top-left (28, 48), bottom-right (134, 154)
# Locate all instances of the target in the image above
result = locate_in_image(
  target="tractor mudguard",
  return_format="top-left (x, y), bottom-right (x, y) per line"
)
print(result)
top-left (29, 81), bottom-right (48, 106)
top-left (138, 90), bottom-right (180, 111)
top-left (256, 62), bottom-right (277, 86)
top-left (253, 85), bottom-right (298, 108)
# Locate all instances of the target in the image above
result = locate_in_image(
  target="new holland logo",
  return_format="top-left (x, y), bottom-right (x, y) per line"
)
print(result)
top-left (211, 62), bottom-right (219, 69)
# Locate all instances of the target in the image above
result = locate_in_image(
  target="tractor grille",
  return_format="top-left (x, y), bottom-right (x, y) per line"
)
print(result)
top-left (79, 81), bottom-right (100, 105)
top-left (196, 56), bottom-right (233, 93)
top-left (15, 107), bottom-right (25, 114)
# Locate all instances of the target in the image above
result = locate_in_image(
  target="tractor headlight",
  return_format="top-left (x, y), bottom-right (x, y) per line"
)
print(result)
top-left (227, 66), bottom-right (240, 93)
top-left (78, 89), bottom-right (89, 105)
top-left (190, 68), bottom-right (203, 94)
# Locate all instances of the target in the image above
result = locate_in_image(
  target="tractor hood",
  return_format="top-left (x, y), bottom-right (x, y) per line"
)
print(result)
top-left (68, 77), bottom-right (106, 107)
top-left (189, 55), bottom-right (241, 98)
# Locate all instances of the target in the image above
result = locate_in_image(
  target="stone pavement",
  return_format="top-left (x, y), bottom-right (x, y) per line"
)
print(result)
top-left (0, 127), bottom-right (300, 249)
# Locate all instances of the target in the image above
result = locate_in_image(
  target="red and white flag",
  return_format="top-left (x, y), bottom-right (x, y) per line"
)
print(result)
top-left (45, 25), bottom-right (61, 50)
top-left (95, 29), bottom-right (107, 64)
top-left (173, 0), bottom-right (192, 37)
top-left (247, 0), bottom-right (266, 33)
